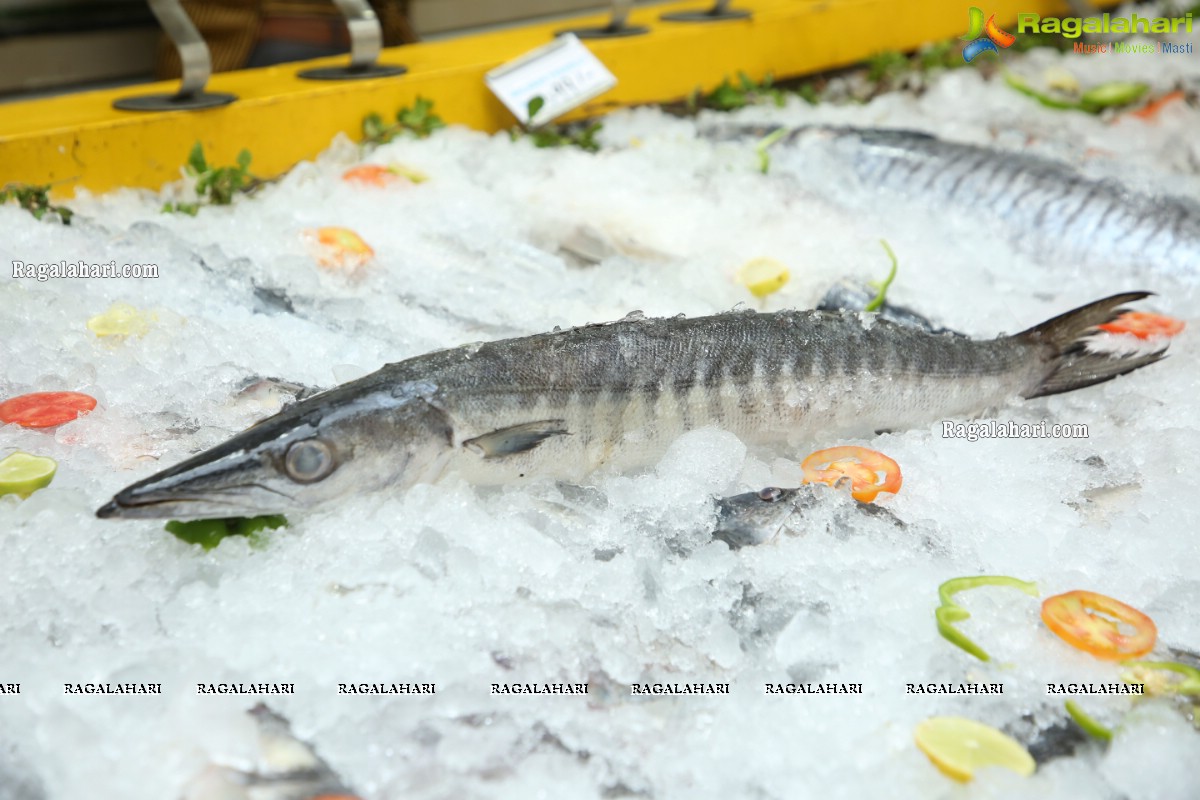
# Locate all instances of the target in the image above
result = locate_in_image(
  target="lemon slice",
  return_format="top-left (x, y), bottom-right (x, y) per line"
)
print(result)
top-left (0, 452), bottom-right (58, 498)
top-left (914, 716), bottom-right (1035, 782)
top-left (391, 164), bottom-right (429, 184)
top-left (736, 257), bottom-right (789, 298)
top-left (87, 303), bottom-right (155, 338)
top-left (1042, 66), bottom-right (1080, 94)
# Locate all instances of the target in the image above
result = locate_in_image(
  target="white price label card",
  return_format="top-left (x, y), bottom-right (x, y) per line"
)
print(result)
top-left (485, 34), bottom-right (617, 126)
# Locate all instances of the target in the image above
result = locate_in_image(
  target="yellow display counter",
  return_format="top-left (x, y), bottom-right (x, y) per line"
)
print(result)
top-left (0, 0), bottom-right (1109, 197)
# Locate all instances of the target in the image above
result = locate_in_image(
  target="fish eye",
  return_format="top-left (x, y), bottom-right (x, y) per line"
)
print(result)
top-left (758, 487), bottom-right (785, 502)
top-left (284, 439), bottom-right (336, 483)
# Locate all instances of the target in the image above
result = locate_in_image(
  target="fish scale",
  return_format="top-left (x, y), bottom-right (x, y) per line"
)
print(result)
top-left (330, 311), bottom-right (1076, 478)
top-left (97, 295), bottom-right (1166, 520)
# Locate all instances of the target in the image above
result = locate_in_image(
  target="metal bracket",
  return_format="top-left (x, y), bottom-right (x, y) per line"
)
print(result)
top-left (113, 0), bottom-right (237, 111)
top-left (558, 0), bottom-right (649, 39)
top-left (661, 0), bottom-right (751, 23)
top-left (297, 0), bottom-right (407, 80)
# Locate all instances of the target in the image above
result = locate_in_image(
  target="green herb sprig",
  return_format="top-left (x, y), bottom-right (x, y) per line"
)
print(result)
top-left (362, 96), bottom-right (446, 146)
top-left (162, 142), bottom-right (267, 215)
top-left (0, 183), bottom-right (74, 224)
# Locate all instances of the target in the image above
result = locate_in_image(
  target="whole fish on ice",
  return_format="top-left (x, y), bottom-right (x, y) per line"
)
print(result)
top-left (97, 293), bottom-right (1165, 520)
top-left (712, 125), bottom-right (1200, 277)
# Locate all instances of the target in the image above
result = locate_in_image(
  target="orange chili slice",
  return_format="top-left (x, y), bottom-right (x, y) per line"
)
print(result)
top-left (1041, 590), bottom-right (1157, 661)
top-left (304, 227), bottom-right (374, 269)
top-left (800, 446), bottom-right (902, 503)
top-left (342, 164), bottom-right (399, 187)
top-left (0, 391), bottom-right (97, 428)
top-left (1128, 90), bottom-right (1186, 122)
top-left (1098, 311), bottom-right (1184, 340)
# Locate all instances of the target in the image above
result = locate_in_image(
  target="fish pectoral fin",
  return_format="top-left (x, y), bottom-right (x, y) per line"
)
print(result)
top-left (463, 420), bottom-right (570, 459)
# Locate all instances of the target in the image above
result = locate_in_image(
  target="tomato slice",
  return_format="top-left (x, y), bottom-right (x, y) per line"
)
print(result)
top-left (800, 446), bottom-right (902, 503)
top-left (1041, 590), bottom-right (1157, 660)
top-left (303, 227), bottom-right (375, 269)
top-left (0, 391), bottom-right (97, 428)
top-left (342, 164), bottom-right (398, 187)
top-left (1097, 311), bottom-right (1184, 339)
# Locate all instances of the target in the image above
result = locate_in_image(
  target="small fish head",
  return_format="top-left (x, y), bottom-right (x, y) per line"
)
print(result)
top-left (96, 382), bottom-right (452, 520)
top-left (712, 486), bottom-right (813, 548)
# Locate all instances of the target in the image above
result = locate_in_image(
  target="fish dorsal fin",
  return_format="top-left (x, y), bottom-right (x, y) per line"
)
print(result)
top-left (463, 420), bottom-right (570, 459)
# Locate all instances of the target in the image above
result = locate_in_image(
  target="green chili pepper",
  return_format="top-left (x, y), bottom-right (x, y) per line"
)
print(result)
top-left (1003, 70), bottom-right (1148, 114)
top-left (1080, 81), bottom-right (1148, 111)
top-left (935, 575), bottom-right (1039, 662)
top-left (864, 240), bottom-right (898, 312)
top-left (1065, 700), bottom-right (1113, 742)
top-left (1121, 661), bottom-right (1200, 696)
top-left (755, 127), bottom-right (788, 175)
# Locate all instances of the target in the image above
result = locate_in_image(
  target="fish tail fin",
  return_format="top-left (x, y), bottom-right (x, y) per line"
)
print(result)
top-left (1019, 292), bottom-right (1168, 399)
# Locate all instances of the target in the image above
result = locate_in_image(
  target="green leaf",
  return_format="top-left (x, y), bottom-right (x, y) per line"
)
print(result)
top-left (362, 112), bottom-right (386, 141)
top-left (1, 182), bottom-right (74, 225)
top-left (706, 79), bottom-right (747, 111)
top-left (186, 141), bottom-right (207, 174)
top-left (165, 518), bottom-right (233, 550)
top-left (234, 514), bottom-right (288, 537)
top-left (518, 118), bottom-right (603, 153)
top-left (394, 96), bottom-right (445, 137)
top-left (236, 149), bottom-right (252, 171)
top-left (527, 95), bottom-right (546, 120)
top-left (162, 201), bottom-right (200, 215)
top-left (165, 515), bottom-right (288, 551)
top-left (866, 50), bottom-right (908, 83)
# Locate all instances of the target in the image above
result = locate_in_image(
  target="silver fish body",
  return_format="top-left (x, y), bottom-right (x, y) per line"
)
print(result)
top-left (727, 126), bottom-right (1200, 276)
top-left (97, 293), bottom-right (1164, 520)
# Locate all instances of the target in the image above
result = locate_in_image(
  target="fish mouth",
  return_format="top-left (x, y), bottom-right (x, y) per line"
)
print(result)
top-left (96, 483), bottom-right (296, 521)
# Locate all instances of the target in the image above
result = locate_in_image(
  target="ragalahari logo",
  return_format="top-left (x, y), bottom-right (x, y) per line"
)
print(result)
top-left (962, 7), bottom-right (1016, 62)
